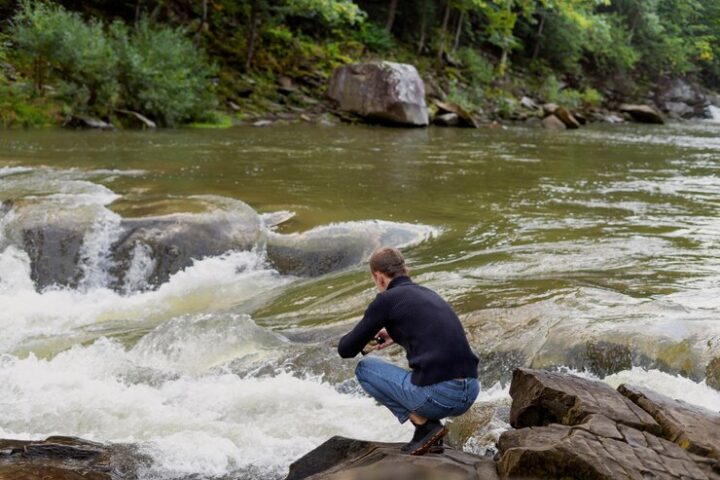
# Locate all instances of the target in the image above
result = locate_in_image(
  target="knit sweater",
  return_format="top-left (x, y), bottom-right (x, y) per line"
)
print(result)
top-left (337, 276), bottom-right (479, 386)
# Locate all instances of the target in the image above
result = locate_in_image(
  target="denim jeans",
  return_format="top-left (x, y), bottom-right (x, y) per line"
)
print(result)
top-left (355, 357), bottom-right (480, 424)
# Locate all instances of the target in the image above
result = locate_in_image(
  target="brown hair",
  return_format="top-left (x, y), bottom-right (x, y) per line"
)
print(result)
top-left (369, 247), bottom-right (409, 278)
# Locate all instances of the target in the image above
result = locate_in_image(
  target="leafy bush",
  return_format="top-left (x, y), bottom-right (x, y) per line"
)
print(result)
top-left (457, 48), bottom-right (494, 85)
top-left (354, 21), bottom-right (394, 53)
top-left (111, 19), bottom-right (216, 126)
top-left (10, 0), bottom-right (119, 115)
top-left (9, 1), bottom-right (215, 125)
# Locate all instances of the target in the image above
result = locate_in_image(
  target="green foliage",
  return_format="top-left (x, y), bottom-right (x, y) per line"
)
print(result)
top-left (457, 48), bottom-right (494, 85)
top-left (354, 21), bottom-right (395, 53)
top-left (8, 1), bottom-right (215, 126)
top-left (282, 0), bottom-right (366, 26)
top-left (111, 19), bottom-right (216, 126)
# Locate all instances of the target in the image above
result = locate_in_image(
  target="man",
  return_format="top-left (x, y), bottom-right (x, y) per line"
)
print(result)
top-left (337, 247), bottom-right (480, 456)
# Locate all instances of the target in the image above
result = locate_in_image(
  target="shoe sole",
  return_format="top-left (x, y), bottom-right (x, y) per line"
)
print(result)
top-left (410, 427), bottom-right (448, 456)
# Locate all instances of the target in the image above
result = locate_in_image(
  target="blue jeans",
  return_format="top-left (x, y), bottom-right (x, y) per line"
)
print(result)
top-left (355, 357), bottom-right (480, 424)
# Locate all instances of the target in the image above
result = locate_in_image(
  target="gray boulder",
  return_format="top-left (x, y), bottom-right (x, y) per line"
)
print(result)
top-left (619, 104), bottom-right (665, 124)
top-left (327, 62), bottom-right (429, 126)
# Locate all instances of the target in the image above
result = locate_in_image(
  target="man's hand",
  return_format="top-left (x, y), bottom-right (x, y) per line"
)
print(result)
top-left (376, 328), bottom-right (395, 350)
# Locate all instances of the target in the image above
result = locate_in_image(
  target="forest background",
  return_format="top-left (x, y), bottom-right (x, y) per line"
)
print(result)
top-left (0, 0), bottom-right (718, 127)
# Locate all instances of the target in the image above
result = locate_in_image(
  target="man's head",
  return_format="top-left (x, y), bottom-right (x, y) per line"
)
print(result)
top-left (369, 247), bottom-right (409, 292)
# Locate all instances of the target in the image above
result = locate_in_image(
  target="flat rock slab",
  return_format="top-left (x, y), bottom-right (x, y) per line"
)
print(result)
top-left (498, 419), bottom-right (713, 479)
top-left (0, 436), bottom-right (145, 480)
top-left (285, 436), bottom-right (498, 480)
top-left (509, 368), bottom-right (659, 433)
top-left (619, 384), bottom-right (720, 459)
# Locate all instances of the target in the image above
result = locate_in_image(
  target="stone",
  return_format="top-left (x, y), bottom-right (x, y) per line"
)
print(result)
top-left (327, 62), bottom-right (429, 126)
top-left (619, 384), bottom-right (720, 460)
top-left (0, 436), bottom-right (145, 480)
top-left (541, 114), bottom-right (567, 130)
top-left (284, 436), bottom-right (499, 480)
top-left (542, 103), bottom-right (558, 115)
top-left (434, 112), bottom-right (460, 127)
top-left (434, 101), bottom-right (480, 128)
top-left (665, 101), bottom-right (694, 117)
top-left (520, 96), bottom-right (538, 110)
top-left (508, 368), bottom-right (660, 433)
top-left (253, 119), bottom-right (274, 127)
top-left (707, 357), bottom-right (720, 391)
top-left (619, 104), bottom-right (665, 124)
top-left (554, 106), bottom-right (581, 129)
top-left (497, 420), bottom-right (711, 479)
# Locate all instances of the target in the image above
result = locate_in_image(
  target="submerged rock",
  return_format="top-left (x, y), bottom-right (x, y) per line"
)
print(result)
top-left (284, 436), bottom-right (498, 480)
top-left (327, 62), bottom-right (429, 127)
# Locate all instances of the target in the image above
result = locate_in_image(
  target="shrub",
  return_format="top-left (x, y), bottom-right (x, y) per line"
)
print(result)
top-left (354, 21), bottom-right (394, 53)
top-left (10, 0), bottom-right (119, 115)
top-left (111, 19), bottom-right (216, 126)
top-left (457, 48), bottom-right (494, 86)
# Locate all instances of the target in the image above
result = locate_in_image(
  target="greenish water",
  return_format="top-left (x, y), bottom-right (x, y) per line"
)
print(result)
top-left (1, 123), bottom-right (720, 479)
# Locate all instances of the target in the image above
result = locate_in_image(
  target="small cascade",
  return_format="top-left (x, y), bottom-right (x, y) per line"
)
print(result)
top-left (706, 105), bottom-right (720, 122)
top-left (77, 208), bottom-right (124, 290)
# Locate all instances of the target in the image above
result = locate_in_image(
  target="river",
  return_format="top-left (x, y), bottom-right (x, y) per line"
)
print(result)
top-left (1, 123), bottom-right (720, 479)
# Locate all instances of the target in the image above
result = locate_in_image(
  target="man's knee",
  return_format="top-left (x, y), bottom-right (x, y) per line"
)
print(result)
top-left (355, 357), bottom-right (381, 383)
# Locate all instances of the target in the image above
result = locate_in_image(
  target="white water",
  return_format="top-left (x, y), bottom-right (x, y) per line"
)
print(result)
top-left (0, 166), bottom-right (446, 478)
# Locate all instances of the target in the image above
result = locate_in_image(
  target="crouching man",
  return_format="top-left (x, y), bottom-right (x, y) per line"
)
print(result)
top-left (337, 247), bottom-right (480, 455)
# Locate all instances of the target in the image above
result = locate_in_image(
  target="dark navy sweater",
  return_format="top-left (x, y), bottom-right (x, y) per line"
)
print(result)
top-left (337, 276), bottom-right (479, 386)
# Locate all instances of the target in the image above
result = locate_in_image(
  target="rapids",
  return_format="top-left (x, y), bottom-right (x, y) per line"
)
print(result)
top-left (1, 123), bottom-right (720, 478)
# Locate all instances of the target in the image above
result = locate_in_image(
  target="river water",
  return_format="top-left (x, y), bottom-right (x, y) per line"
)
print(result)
top-left (1, 123), bottom-right (720, 478)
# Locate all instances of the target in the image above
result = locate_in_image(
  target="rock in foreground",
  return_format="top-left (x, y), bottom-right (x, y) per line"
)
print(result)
top-left (285, 436), bottom-right (498, 480)
top-left (327, 62), bottom-right (429, 126)
top-left (498, 368), bottom-right (720, 479)
top-left (0, 436), bottom-right (145, 479)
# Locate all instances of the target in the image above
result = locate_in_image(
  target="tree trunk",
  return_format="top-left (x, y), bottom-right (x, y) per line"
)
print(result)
top-left (385, 0), bottom-right (399, 32)
top-left (417, 13), bottom-right (427, 54)
top-left (453, 10), bottom-right (464, 51)
top-left (246, 0), bottom-right (260, 70)
top-left (202, 0), bottom-right (209, 32)
top-left (531, 11), bottom-right (545, 60)
top-left (437, 0), bottom-right (451, 61)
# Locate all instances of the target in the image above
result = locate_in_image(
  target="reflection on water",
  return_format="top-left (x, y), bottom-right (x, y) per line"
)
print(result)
top-left (1, 122), bottom-right (720, 478)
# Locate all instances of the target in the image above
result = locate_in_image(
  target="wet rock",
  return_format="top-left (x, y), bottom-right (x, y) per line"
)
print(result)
top-left (508, 368), bottom-right (660, 433)
top-left (541, 114), bottom-right (566, 130)
top-left (22, 226), bottom-right (84, 289)
top-left (285, 436), bottom-right (499, 480)
top-left (568, 340), bottom-right (633, 378)
top-left (707, 357), bottom-right (720, 391)
top-left (619, 104), bottom-right (665, 124)
top-left (433, 112), bottom-right (460, 127)
top-left (0, 436), bottom-right (146, 480)
top-left (327, 62), bottom-right (429, 127)
top-left (554, 106), bottom-right (581, 129)
top-left (434, 101), bottom-right (480, 128)
top-left (656, 78), bottom-right (711, 119)
top-left (618, 384), bottom-right (720, 459)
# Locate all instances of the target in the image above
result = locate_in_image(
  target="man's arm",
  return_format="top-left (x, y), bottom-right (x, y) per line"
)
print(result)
top-left (337, 296), bottom-right (387, 358)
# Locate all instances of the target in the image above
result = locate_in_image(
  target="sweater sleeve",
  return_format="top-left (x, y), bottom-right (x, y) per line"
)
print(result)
top-left (337, 295), bottom-right (387, 358)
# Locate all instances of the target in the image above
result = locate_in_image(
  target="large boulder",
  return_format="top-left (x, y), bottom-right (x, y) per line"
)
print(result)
top-left (497, 368), bottom-right (720, 479)
top-left (508, 368), bottom-right (660, 433)
top-left (327, 62), bottom-right (429, 126)
top-left (619, 104), bottom-right (665, 124)
top-left (285, 436), bottom-right (498, 480)
top-left (618, 384), bottom-right (720, 460)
